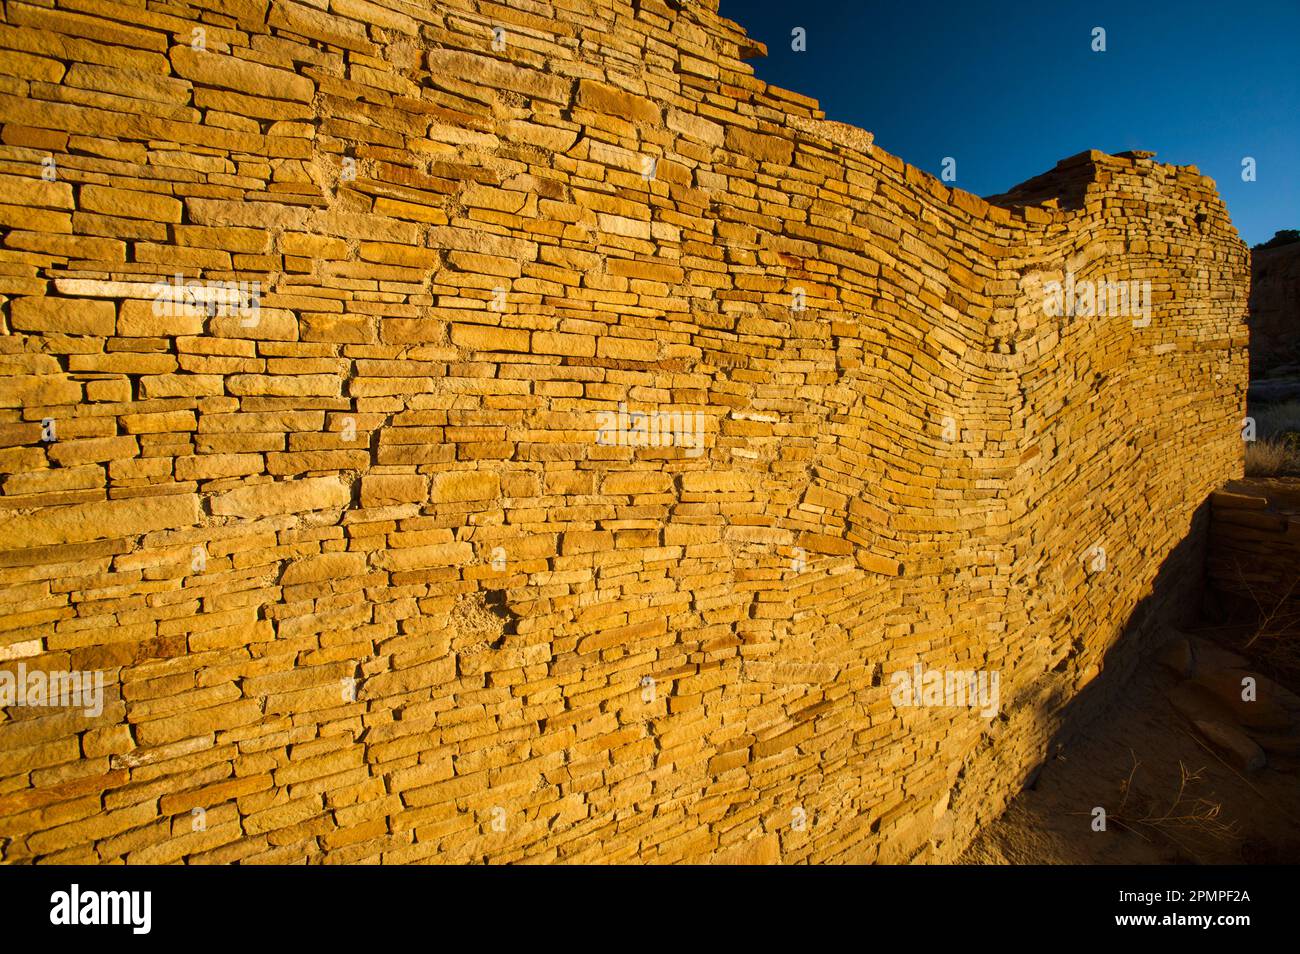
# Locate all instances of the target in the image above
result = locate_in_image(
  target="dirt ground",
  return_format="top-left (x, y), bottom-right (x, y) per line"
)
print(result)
top-left (961, 635), bottom-right (1300, 865)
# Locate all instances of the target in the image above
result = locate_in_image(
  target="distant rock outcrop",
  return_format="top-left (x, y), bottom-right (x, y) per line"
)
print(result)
top-left (1249, 232), bottom-right (1300, 377)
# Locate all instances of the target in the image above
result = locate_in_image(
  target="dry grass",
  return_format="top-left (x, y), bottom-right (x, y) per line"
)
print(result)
top-left (1237, 397), bottom-right (1300, 475)
top-left (1255, 398), bottom-right (1300, 437)
top-left (1109, 755), bottom-right (1236, 853)
top-left (1230, 564), bottom-right (1300, 682)
top-left (1245, 438), bottom-right (1300, 476)
top-left (1246, 400), bottom-right (1300, 476)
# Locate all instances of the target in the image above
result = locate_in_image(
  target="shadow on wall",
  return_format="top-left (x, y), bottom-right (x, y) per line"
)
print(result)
top-left (945, 497), bottom-right (1214, 856)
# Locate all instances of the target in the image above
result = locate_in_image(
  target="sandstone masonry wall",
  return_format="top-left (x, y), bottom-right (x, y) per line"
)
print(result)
top-left (0, 0), bottom-right (1248, 864)
top-left (1209, 481), bottom-right (1300, 608)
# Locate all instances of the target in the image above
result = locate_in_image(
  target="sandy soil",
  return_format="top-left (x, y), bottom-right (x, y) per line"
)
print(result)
top-left (961, 639), bottom-right (1300, 865)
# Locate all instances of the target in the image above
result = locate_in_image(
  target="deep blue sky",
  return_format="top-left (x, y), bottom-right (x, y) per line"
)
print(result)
top-left (718, 0), bottom-right (1298, 247)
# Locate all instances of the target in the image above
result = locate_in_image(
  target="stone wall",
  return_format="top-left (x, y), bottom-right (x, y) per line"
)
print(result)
top-left (0, 0), bottom-right (1248, 864)
top-left (1209, 481), bottom-right (1300, 607)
